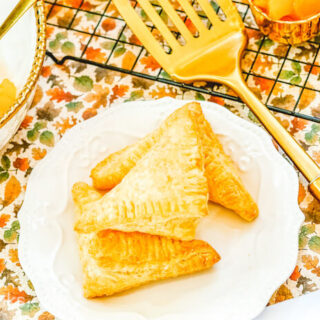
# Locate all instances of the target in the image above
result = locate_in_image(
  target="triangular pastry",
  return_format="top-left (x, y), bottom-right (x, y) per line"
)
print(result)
top-left (90, 103), bottom-right (258, 221)
top-left (74, 106), bottom-right (208, 240)
top-left (73, 184), bottom-right (220, 298)
top-left (78, 229), bottom-right (220, 298)
top-left (90, 104), bottom-right (197, 191)
top-left (187, 103), bottom-right (258, 222)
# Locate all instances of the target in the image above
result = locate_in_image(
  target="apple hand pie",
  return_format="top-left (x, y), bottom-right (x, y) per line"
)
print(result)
top-left (78, 229), bottom-right (220, 298)
top-left (90, 102), bottom-right (258, 221)
top-left (73, 184), bottom-right (220, 298)
top-left (74, 106), bottom-right (208, 240)
top-left (90, 105), bottom-right (191, 191)
top-left (187, 103), bottom-right (259, 222)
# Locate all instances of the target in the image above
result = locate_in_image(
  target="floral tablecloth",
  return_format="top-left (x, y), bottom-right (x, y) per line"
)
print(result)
top-left (1, 0), bottom-right (320, 319)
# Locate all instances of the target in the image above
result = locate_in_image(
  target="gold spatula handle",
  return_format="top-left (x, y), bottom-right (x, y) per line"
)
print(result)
top-left (229, 72), bottom-right (320, 200)
top-left (0, 0), bottom-right (36, 40)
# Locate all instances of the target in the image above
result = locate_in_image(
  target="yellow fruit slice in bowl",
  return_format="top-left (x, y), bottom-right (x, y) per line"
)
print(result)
top-left (0, 79), bottom-right (17, 118)
top-left (293, 0), bottom-right (320, 20)
top-left (268, 0), bottom-right (294, 20)
top-left (253, 0), bottom-right (268, 10)
top-left (249, 0), bottom-right (320, 44)
top-left (0, 1), bottom-right (45, 148)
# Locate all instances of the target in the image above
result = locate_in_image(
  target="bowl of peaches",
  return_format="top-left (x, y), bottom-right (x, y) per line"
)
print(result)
top-left (0, 0), bottom-right (46, 150)
top-left (249, 0), bottom-right (320, 44)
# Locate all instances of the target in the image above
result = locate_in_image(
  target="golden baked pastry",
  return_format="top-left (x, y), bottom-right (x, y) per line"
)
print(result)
top-left (90, 103), bottom-right (258, 221)
top-left (73, 183), bottom-right (219, 298)
top-left (72, 181), bottom-right (104, 218)
top-left (78, 229), bottom-right (220, 298)
top-left (188, 103), bottom-right (259, 222)
top-left (90, 105), bottom-right (196, 190)
top-left (74, 106), bottom-right (208, 240)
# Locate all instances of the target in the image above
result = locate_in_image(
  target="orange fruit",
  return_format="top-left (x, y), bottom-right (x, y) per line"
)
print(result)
top-left (268, 0), bottom-right (295, 20)
top-left (0, 79), bottom-right (17, 118)
top-left (293, 0), bottom-right (320, 19)
top-left (253, 0), bottom-right (268, 10)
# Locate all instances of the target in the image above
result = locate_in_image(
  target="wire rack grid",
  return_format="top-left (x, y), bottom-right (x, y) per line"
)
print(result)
top-left (44, 0), bottom-right (320, 123)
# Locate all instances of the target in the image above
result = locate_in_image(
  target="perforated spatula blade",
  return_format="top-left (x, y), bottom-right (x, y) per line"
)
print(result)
top-left (114, 0), bottom-right (245, 79)
top-left (113, 0), bottom-right (320, 200)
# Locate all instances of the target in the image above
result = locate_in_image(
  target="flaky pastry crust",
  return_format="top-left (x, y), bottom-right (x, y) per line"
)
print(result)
top-left (74, 106), bottom-right (208, 240)
top-left (78, 230), bottom-right (220, 298)
top-left (90, 103), bottom-right (258, 221)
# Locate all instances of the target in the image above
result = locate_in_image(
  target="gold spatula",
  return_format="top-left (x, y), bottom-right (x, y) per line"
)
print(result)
top-left (113, 0), bottom-right (320, 200)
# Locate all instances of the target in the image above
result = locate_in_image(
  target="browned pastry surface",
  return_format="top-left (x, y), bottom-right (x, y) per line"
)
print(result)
top-left (74, 106), bottom-right (208, 240)
top-left (78, 230), bottom-right (220, 298)
top-left (90, 103), bottom-right (258, 221)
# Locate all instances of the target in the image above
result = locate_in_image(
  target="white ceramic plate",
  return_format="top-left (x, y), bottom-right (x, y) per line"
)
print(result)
top-left (18, 98), bottom-right (304, 320)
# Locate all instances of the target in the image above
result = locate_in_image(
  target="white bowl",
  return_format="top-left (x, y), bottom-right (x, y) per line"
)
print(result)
top-left (0, 0), bottom-right (46, 149)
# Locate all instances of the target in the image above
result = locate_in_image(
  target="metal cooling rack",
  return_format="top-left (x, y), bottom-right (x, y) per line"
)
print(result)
top-left (44, 0), bottom-right (320, 123)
